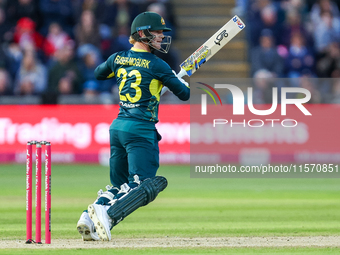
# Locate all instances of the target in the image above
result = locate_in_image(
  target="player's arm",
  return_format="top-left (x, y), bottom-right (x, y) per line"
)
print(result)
top-left (94, 55), bottom-right (116, 80)
top-left (165, 73), bottom-right (190, 101)
top-left (156, 62), bottom-right (190, 101)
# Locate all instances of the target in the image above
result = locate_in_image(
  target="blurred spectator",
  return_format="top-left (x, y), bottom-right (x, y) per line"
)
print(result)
top-left (101, 0), bottom-right (139, 29)
top-left (80, 50), bottom-right (96, 72)
top-left (316, 42), bottom-right (340, 78)
top-left (310, 0), bottom-right (340, 26)
top-left (252, 69), bottom-right (275, 104)
top-left (5, 0), bottom-right (41, 29)
top-left (74, 10), bottom-right (101, 49)
top-left (83, 79), bottom-right (98, 99)
top-left (71, 0), bottom-right (107, 24)
top-left (81, 79), bottom-right (114, 104)
top-left (0, 7), bottom-right (12, 44)
top-left (47, 40), bottom-right (83, 95)
top-left (44, 22), bottom-right (71, 58)
top-left (0, 8), bottom-right (12, 71)
top-left (232, 0), bottom-right (249, 17)
top-left (3, 40), bottom-right (23, 78)
top-left (77, 43), bottom-right (102, 63)
top-left (79, 50), bottom-right (112, 93)
top-left (0, 42), bottom-right (9, 69)
top-left (102, 25), bottom-right (131, 60)
top-left (280, 0), bottom-right (309, 21)
top-left (14, 49), bottom-right (47, 95)
top-left (57, 76), bottom-right (74, 94)
top-left (39, 0), bottom-right (74, 36)
top-left (0, 68), bottom-right (12, 95)
top-left (285, 32), bottom-right (315, 79)
top-left (251, 29), bottom-right (284, 77)
top-left (281, 8), bottom-right (313, 48)
top-left (13, 17), bottom-right (45, 52)
top-left (248, 1), bottom-right (284, 48)
top-left (313, 11), bottom-right (340, 53)
top-left (100, 0), bottom-right (141, 59)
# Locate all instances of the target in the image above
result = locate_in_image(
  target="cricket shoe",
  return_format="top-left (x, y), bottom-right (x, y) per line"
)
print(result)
top-left (88, 204), bottom-right (112, 241)
top-left (77, 211), bottom-right (100, 241)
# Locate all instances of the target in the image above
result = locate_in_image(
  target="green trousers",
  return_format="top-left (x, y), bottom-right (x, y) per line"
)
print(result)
top-left (109, 118), bottom-right (161, 189)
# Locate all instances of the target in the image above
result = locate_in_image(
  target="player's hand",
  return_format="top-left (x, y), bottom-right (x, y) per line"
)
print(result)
top-left (172, 70), bottom-right (189, 88)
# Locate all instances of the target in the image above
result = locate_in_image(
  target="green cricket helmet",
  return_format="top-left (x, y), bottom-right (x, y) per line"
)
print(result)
top-left (131, 12), bottom-right (171, 34)
top-left (131, 12), bottom-right (172, 53)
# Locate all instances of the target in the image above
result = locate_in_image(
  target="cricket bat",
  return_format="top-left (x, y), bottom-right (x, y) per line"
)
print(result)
top-left (177, 15), bottom-right (246, 78)
top-left (162, 15), bottom-right (245, 95)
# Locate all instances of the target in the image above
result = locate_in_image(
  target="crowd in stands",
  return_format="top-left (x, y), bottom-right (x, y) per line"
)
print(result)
top-left (0, 0), bottom-right (178, 104)
top-left (0, 0), bottom-right (339, 104)
top-left (245, 0), bottom-right (340, 103)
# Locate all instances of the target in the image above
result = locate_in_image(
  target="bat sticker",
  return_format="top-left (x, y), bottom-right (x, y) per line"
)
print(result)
top-left (181, 47), bottom-right (210, 75)
top-left (214, 30), bottom-right (228, 45)
top-left (232, 16), bottom-right (245, 29)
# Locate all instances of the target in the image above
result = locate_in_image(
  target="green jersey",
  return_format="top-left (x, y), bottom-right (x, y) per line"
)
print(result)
top-left (94, 47), bottom-right (190, 123)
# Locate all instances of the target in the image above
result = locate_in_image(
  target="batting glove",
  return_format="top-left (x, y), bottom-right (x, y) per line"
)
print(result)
top-left (172, 70), bottom-right (189, 88)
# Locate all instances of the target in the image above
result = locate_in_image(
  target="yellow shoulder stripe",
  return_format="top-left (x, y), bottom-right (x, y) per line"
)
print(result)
top-left (106, 72), bottom-right (115, 78)
top-left (131, 47), bottom-right (149, 53)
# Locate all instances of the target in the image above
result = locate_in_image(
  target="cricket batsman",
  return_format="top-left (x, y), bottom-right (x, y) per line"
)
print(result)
top-left (76, 12), bottom-right (190, 241)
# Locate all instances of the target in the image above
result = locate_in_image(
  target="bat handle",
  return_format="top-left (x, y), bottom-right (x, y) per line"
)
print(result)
top-left (177, 68), bottom-right (188, 78)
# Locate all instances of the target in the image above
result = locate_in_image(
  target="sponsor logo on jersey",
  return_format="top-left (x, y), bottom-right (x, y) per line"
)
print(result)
top-left (120, 101), bottom-right (140, 108)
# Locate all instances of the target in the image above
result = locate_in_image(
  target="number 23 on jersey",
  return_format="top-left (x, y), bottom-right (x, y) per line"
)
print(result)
top-left (117, 67), bottom-right (162, 103)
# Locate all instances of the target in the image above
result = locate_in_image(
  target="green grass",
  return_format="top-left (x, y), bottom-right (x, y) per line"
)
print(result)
top-left (1, 247), bottom-right (340, 255)
top-left (0, 164), bottom-right (339, 253)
